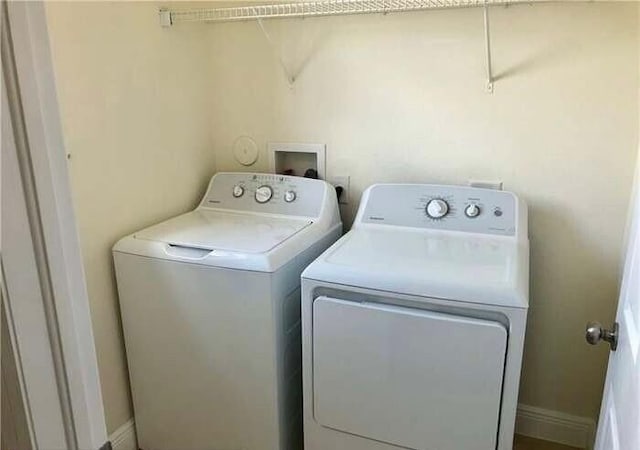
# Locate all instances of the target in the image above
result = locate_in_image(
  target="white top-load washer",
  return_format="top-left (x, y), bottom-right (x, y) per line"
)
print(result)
top-left (301, 184), bottom-right (529, 450)
top-left (113, 172), bottom-right (341, 450)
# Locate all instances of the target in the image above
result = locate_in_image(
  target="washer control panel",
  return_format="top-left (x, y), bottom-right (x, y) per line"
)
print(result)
top-left (200, 172), bottom-right (327, 218)
top-left (360, 184), bottom-right (519, 236)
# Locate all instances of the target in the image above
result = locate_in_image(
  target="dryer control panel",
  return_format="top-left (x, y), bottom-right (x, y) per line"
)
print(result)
top-left (358, 184), bottom-right (523, 237)
top-left (200, 172), bottom-right (328, 218)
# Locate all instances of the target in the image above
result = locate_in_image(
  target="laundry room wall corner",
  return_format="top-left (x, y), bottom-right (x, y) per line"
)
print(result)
top-left (44, 1), bottom-right (216, 433)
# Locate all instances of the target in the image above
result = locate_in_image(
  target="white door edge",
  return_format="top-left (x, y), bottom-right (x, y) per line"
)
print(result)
top-left (593, 146), bottom-right (640, 450)
top-left (2, 2), bottom-right (108, 449)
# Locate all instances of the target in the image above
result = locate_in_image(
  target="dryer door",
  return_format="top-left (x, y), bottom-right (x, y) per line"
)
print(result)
top-left (312, 296), bottom-right (507, 450)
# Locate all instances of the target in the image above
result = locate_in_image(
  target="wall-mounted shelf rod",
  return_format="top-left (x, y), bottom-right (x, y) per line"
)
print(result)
top-left (159, 0), bottom-right (527, 25)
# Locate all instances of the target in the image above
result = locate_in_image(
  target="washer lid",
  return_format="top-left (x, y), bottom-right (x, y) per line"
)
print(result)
top-left (302, 227), bottom-right (529, 308)
top-left (134, 210), bottom-right (312, 254)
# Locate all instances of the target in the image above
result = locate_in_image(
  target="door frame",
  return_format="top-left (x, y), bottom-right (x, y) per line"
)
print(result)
top-left (2, 1), bottom-right (107, 449)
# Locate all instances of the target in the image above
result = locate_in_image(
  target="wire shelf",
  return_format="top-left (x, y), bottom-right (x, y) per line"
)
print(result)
top-left (162, 0), bottom-right (525, 25)
top-left (158, 0), bottom-right (535, 91)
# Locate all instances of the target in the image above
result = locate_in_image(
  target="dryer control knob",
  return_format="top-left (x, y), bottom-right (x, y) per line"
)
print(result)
top-left (232, 185), bottom-right (244, 198)
top-left (426, 199), bottom-right (449, 219)
top-left (255, 185), bottom-right (273, 204)
top-left (465, 203), bottom-right (480, 218)
top-left (284, 190), bottom-right (296, 203)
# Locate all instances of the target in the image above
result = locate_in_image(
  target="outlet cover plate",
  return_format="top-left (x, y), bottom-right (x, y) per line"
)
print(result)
top-left (329, 175), bottom-right (350, 205)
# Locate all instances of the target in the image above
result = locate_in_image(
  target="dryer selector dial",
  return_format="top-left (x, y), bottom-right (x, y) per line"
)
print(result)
top-left (255, 185), bottom-right (273, 204)
top-left (465, 203), bottom-right (480, 218)
top-left (426, 199), bottom-right (449, 219)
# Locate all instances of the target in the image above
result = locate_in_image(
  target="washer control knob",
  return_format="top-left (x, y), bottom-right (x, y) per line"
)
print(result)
top-left (465, 203), bottom-right (480, 218)
top-left (284, 190), bottom-right (296, 203)
top-left (426, 199), bottom-right (449, 219)
top-left (255, 185), bottom-right (273, 204)
top-left (232, 185), bottom-right (245, 198)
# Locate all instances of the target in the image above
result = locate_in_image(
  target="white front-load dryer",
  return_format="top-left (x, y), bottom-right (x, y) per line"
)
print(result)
top-left (113, 173), bottom-right (341, 450)
top-left (301, 183), bottom-right (529, 450)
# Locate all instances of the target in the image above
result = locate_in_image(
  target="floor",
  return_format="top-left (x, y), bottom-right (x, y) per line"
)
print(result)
top-left (514, 435), bottom-right (582, 450)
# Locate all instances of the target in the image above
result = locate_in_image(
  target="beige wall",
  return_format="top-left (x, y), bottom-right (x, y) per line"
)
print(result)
top-left (208, 2), bottom-right (638, 420)
top-left (45, 2), bottom-right (214, 432)
top-left (45, 0), bottom-right (640, 435)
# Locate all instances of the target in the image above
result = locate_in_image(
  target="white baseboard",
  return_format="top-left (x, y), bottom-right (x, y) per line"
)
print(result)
top-left (516, 404), bottom-right (596, 450)
top-left (108, 406), bottom-right (595, 450)
top-left (109, 418), bottom-right (137, 450)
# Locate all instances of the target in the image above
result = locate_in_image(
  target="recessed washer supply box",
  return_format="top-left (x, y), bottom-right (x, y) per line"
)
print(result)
top-left (268, 143), bottom-right (326, 179)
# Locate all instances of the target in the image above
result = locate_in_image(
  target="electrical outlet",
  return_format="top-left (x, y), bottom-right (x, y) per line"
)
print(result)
top-left (468, 179), bottom-right (503, 191)
top-left (329, 176), bottom-right (350, 205)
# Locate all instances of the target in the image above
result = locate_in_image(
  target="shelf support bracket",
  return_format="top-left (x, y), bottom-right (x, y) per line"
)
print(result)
top-left (483, 1), bottom-right (494, 93)
top-left (159, 8), bottom-right (172, 27)
top-left (255, 12), bottom-right (296, 86)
